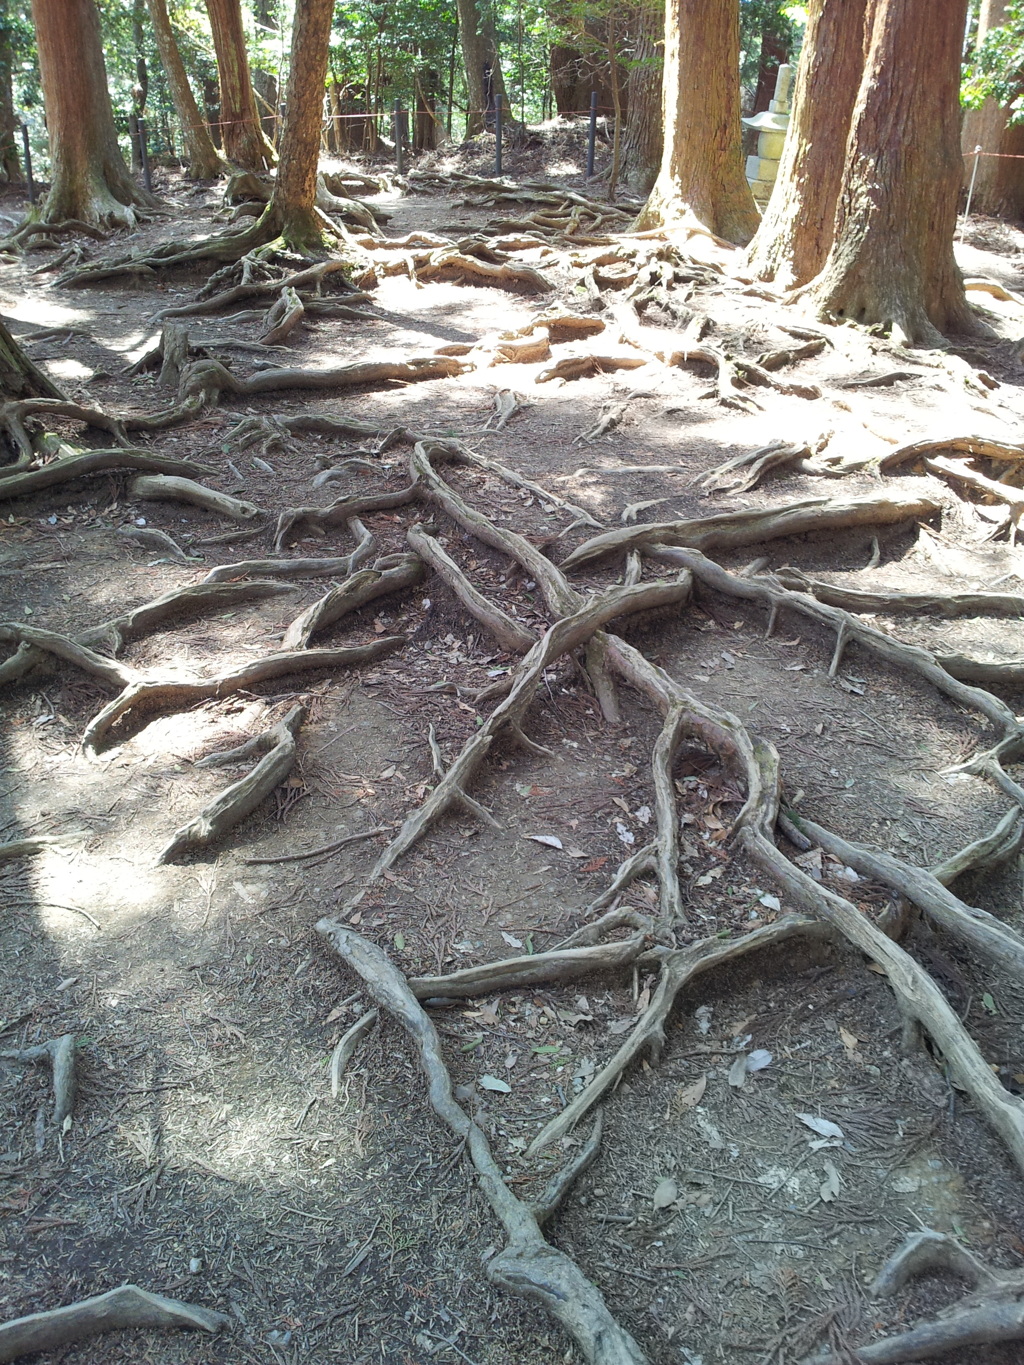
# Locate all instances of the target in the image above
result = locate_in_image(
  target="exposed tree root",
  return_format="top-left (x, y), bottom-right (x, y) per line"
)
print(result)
top-left (412, 250), bottom-right (552, 294)
top-left (879, 434), bottom-right (1024, 474)
top-left (0, 1034), bottom-right (76, 1126)
top-left (330, 1009), bottom-right (378, 1096)
top-left (281, 555), bottom-right (423, 650)
top-left (315, 925), bottom-right (649, 1365)
top-left (131, 474), bottom-right (262, 522)
top-left (158, 704), bottom-right (306, 863)
top-left (259, 287), bottom-right (306, 345)
top-left (791, 813), bottom-right (1024, 976)
top-left (0, 1285), bottom-right (228, 1363)
top-left (931, 808), bottom-right (1024, 885)
top-left (804, 1229), bottom-right (1024, 1365)
top-left (925, 455), bottom-right (1024, 542)
top-left (406, 523), bottom-right (535, 653)
top-left (409, 935), bottom-right (648, 1000)
top-left (0, 448), bottom-right (201, 498)
top-left (646, 546), bottom-right (1022, 745)
top-left (771, 568), bottom-right (1024, 619)
top-left (561, 493), bottom-right (941, 570)
top-left (0, 834), bottom-right (84, 862)
top-left (700, 438), bottom-right (841, 494)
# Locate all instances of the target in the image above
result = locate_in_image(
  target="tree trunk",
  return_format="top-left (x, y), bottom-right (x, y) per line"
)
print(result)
top-left (0, 0), bottom-right (20, 183)
top-left (752, 25), bottom-right (789, 113)
top-left (802, 0), bottom-right (976, 345)
top-left (457, 0), bottom-right (508, 136)
top-left (264, 0), bottom-right (333, 252)
top-left (962, 0), bottom-right (1024, 219)
top-left (414, 70), bottom-right (441, 152)
top-left (746, 0), bottom-right (870, 288)
top-left (0, 317), bottom-right (64, 404)
top-left (205, 0), bottom-right (275, 172)
top-left (637, 0), bottom-right (758, 244)
top-left (621, 0), bottom-right (663, 196)
top-left (252, 0), bottom-right (280, 143)
top-left (30, 0), bottom-right (156, 226)
top-left (146, 0), bottom-right (225, 178)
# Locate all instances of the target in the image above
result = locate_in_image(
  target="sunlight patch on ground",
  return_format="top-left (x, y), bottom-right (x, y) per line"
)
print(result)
top-left (44, 358), bottom-right (94, 381)
top-left (1, 297), bottom-right (90, 327)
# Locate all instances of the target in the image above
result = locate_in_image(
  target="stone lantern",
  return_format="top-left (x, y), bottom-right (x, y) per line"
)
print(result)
top-left (742, 63), bottom-right (793, 207)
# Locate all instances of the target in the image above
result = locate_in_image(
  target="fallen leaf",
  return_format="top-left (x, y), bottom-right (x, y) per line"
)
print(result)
top-left (379, 764), bottom-right (396, 779)
top-left (728, 1054), bottom-right (748, 1088)
top-left (479, 1074), bottom-right (511, 1094)
top-left (635, 805), bottom-right (652, 825)
top-left (652, 1177), bottom-right (678, 1211)
top-left (695, 868), bottom-right (723, 887)
top-left (798, 1113), bottom-right (845, 1140)
top-left (819, 1161), bottom-right (841, 1202)
top-left (674, 1075), bottom-right (707, 1111)
top-left (635, 986), bottom-right (651, 1014)
top-left (758, 893), bottom-right (781, 912)
top-left (501, 931), bottom-right (524, 949)
top-left (526, 834), bottom-right (563, 849)
top-left (394, 931), bottom-right (406, 950)
top-left (839, 1026), bottom-right (860, 1059)
top-left (746, 1049), bottom-right (773, 1073)
top-left (607, 1018), bottom-right (635, 1035)
top-left (581, 856), bottom-right (609, 873)
top-left (615, 821), bottom-right (635, 846)
top-left (694, 1005), bottom-right (713, 1035)
top-left (565, 847), bottom-right (589, 859)
top-left (982, 992), bottom-right (998, 1015)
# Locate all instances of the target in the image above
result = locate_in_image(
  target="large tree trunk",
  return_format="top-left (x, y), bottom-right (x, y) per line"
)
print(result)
top-left (802, 0), bottom-right (976, 345)
top-left (0, 0), bottom-right (19, 184)
top-left (457, 0), bottom-right (508, 136)
top-left (146, 0), bottom-right (225, 179)
top-left (962, 0), bottom-right (1024, 219)
top-left (637, 0), bottom-right (758, 244)
top-left (205, 0), bottom-right (275, 172)
top-left (30, 0), bottom-right (156, 227)
top-left (0, 317), bottom-right (64, 404)
top-left (751, 24), bottom-right (789, 113)
top-left (746, 0), bottom-right (870, 288)
top-left (264, 0), bottom-right (333, 252)
top-left (252, 0), bottom-right (280, 144)
top-left (621, 0), bottom-right (663, 196)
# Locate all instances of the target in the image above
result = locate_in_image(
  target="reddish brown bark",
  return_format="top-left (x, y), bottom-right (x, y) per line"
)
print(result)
top-left (621, 0), bottom-right (663, 196)
top-left (205, 0), bottom-right (275, 172)
top-left (803, 0), bottom-right (976, 344)
top-left (637, 0), bottom-right (758, 244)
top-left (265, 0), bottom-right (333, 251)
top-left (962, 0), bottom-right (1024, 220)
top-left (30, 0), bottom-right (155, 226)
top-left (146, 0), bottom-right (225, 178)
top-left (746, 0), bottom-right (870, 288)
top-left (457, 0), bottom-right (509, 136)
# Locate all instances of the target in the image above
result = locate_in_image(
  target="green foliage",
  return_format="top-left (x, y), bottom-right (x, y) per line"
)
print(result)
top-left (739, 0), bottom-right (802, 95)
top-left (962, 2), bottom-right (1024, 120)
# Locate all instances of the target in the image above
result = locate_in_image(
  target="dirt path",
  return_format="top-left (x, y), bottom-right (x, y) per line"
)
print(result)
top-left (1, 139), bottom-right (1024, 1365)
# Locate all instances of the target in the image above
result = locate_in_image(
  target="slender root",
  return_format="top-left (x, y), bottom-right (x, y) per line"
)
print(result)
top-left (409, 935), bottom-right (647, 999)
top-left (330, 1009), bottom-right (378, 1096)
top-left (0, 1034), bottom-right (77, 1126)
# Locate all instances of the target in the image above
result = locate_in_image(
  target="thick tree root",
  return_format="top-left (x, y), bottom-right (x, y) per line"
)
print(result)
top-left (931, 809), bottom-right (1024, 885)
top-left (0, 580), bottom-right (296, 688)
top-left (406, 523), bottom-right (535, 653)
top-left (315, 925), bottom-right (649, 1365)
top-left (792, 813), bottom-right (1024, 976)
top-left (0, 448), bottom-right (202, 500)
top-left (71, 640), bottom-right (404, 758)
top-left (926, 455), bottom-right (1024, 542)
top-left (880, 434), bottom-right (1024, 474)
top-left (409, 935), bottom-right (648, 1000)
top-left (131, 474), bottom-right (262, 522)
top-left (772, 569), bottom-right (1024, 620)
top-left (158, 704), bottom-right (306, 863)
top-left (527, 918), bottom-right (824, 1153)
top-left (0, 1285), bottom-right (228, 1363)
top-left (0, 1034), bottom-right (77, 1126)
top-left (700, 439), bottom-right (842, 494)
top-left (152, 260), bottom-right (366, 323)
top-left (259, 287), bottom-right (305, 345)
top-left (646, 547), bottom-right (1022, 744)
top-left (804, 1230), bottom-right (1024, 1365)
top-left (561, 493), bottom-right (941, 570)
top-left (281, 555), bottom-right (423, 650)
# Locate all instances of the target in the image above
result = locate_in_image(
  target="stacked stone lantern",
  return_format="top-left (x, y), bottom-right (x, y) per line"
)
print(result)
top-left (742, 63), bottom-right (793, 207)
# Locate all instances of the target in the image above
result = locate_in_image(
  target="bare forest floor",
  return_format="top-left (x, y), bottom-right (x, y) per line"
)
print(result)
top-left (1, 124), bottom-right (1024, 1365)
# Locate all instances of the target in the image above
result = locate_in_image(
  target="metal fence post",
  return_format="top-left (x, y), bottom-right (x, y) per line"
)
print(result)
top-left (394, 99), bottom-right (404, 175)
top-left (20, 124), bottom-right (34, 204)
top-left (138, 117), bottom-right (152, 193)
top-left (586, 91), bottom-right (598, 179)
top-left (495, 100), bottom-right (502, 177)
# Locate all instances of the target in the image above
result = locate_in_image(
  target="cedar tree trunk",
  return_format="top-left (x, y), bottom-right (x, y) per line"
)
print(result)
top-left (0, 317), bottom-right (64, 403)
top-left (746, 0), bottom-right (870, 287)
top-left (0, 0), bottom-right (19, 184)
top-left (263, 0), bottom-right (334, 252)
top-left (458, 0), bottom-right (509, 136)
top-left (637, 0), bottom-right (758, 245)
top-left (205, 0), bottom-right (275, 172)
top-left (621, 0), bottom-right (663, 196)
top-left (802, 0), bottom-right (976, 345)
top-left (30, 0), bottom-right (156, 226)
top-left (252, 0), bottom-right (280, 143)
top-left (146, 0), bottom-right (225, 178)
top-left (962, 0), bottom-right (1024, 219)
